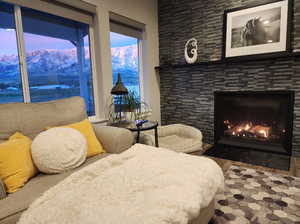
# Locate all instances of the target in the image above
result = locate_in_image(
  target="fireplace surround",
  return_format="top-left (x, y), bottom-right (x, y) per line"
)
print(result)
top-left (214, 91), bottom-right (295, 155)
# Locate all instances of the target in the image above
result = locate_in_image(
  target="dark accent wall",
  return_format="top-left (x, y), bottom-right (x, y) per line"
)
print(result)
top-left (158, 0), bottom-right (300, 156)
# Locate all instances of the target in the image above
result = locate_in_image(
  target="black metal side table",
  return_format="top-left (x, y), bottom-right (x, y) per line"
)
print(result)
top-left (109, 121), bottom-right (159, 147)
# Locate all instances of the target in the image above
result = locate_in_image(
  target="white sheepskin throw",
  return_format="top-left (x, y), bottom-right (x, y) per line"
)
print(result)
top-left (19, 144), bottom-right (224, 224)
top-left (31, 127), bottom-right (87, 174)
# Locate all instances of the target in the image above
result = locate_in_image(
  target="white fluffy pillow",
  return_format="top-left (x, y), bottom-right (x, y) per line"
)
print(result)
top-left (31, 127), bottom-right (87, 174)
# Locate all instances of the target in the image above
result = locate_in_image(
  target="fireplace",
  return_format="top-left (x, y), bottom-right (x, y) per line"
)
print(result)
top-left (214, 91), bottom-right (294, 155)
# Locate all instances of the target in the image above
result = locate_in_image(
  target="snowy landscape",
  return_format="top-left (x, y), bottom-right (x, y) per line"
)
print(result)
top-left (0, 44), bottom-right (139, 114)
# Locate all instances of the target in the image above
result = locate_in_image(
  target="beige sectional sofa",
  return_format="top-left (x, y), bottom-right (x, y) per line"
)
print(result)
top-left (0, 97), bottom-right (215, 224)
top-left (0, 97), bottom-right (134, 224)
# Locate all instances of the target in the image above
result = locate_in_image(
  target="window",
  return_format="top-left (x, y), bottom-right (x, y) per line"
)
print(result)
top-left (0, 2), bottom-right (23, 103)
top-left (110, 23), bottom-right (142, 99)
top-left (0, 2), bottom-right (95, 116)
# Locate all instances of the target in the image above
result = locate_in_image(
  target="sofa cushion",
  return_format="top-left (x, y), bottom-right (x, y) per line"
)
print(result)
top-left (0, 153), bottom-right (110, 223)
top-left (31, 128), bottom-right (87, 174)
top-left (52, 119), bottom-right (105, 157)
top-left (0, 133), bottom-right (37, 193)
top-left (0, 97), bottom-right (87, 141)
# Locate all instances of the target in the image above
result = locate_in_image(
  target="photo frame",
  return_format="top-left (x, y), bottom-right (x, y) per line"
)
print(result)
top-left (223, 0), bottom-right (292, 59)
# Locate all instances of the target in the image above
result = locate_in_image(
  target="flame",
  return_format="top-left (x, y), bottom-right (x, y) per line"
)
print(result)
top-left (245, 124), bottom-right (251, 131)
top-left (224, 120), bottom-right (271, 139)
top-left (237, 123), bottom-right (252, 132)
top-left (258, 130), bottom-right (268, 138)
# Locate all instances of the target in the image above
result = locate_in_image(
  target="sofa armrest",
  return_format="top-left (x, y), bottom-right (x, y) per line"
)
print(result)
top-left (93, 124), bottom-right (134, 154)
top-left (0, 179), bottom-right (6, 200)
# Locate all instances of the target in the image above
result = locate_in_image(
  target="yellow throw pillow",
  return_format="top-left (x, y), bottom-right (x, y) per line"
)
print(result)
top-left (0, 132), bottom-right (37, 193)
top-left (48, 119), bottom-right (105, 157)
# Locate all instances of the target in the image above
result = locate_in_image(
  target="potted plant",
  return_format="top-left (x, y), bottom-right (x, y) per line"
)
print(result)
top-left (106, 91), bottom-right (151, 124)
top-left (123, 91), bottom-right (140, 112)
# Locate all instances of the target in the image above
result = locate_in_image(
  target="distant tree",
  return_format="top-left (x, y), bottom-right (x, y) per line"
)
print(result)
top-left (0, 83), bottom-right (9, 90)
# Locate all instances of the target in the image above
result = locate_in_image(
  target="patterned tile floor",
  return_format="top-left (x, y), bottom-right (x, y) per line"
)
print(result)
top-left (212, 165), bottom-right (300, 224)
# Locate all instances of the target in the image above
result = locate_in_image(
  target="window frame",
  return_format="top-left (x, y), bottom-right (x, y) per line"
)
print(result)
top-left (14, 5), bottom-right (30, 102)
top-left (88, 25), bottom-right (101, 120)
top-left (138, 38), bottom-right (144, 101)
top-left (3, 0), bottom-right (94, 24)
top-left (2, 3), bottom-right (99, 117)
top-left (110, 20), bottom-right (145, 100)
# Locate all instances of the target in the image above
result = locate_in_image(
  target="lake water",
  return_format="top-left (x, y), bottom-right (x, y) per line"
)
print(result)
top-left (30, 85), bottom-right (70, 90)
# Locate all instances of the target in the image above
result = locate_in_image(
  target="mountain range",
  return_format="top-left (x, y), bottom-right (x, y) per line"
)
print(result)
top-left (0, 45), bottom-right (138, 85)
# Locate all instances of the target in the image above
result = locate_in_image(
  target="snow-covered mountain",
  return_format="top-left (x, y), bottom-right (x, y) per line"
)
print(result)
top-left (111, 45), bottom-right (139, 86)
top-left (0, 48), bottom-right (79, 77)
top-left (111, 45), bottom-right (138, 71)
top-left (0, 45), bottom-right (138, 80)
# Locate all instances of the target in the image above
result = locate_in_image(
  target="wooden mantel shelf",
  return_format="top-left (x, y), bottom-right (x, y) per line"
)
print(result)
top-left (155, 51), bottom-right (300, 70)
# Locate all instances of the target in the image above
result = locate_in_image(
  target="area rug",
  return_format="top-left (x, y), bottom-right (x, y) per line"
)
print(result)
top-left (213, 165), bottom-right (300, 224)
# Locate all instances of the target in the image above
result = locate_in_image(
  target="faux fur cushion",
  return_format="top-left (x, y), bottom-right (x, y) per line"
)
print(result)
top-left (31, 127), bottom-right (87, 174)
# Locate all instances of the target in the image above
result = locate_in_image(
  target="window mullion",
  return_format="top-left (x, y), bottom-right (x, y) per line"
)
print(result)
top-left (138, 39), bottom-right (144, 100)
top-left (89, 26), bottom-right (102, 119)
top-left (14, 5), bottom-right (31, 103)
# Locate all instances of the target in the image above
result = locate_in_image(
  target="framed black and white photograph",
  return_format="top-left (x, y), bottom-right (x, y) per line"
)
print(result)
top-left (223, 0), bottom-right (292, 59)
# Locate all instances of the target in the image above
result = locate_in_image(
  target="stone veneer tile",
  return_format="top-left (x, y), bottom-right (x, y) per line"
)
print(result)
top-left (158, 0), bottom-right (300, 156)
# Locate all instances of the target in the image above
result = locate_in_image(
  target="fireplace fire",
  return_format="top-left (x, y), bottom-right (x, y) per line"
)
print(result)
top-left (223, 120), bottom-right (283, 140)
top-left (214, 91), bottom-right (294, 155)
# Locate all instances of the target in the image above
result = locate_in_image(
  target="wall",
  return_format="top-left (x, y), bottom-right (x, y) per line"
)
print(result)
top-left (82, 0), bottom-right (161, 122)
top-left (158, 0), bottom-right (300, 156)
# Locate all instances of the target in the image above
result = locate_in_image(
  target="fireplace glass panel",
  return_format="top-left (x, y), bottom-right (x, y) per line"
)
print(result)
top-left (215, 91), bottom-right (294, 154)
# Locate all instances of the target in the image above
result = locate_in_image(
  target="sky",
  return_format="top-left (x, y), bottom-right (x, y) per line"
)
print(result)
top-left (0, 29), bottom-right (19, 55)
top-left (24, 33), bottom-right (76, 52)
top-left (0, 29), bottom-right (137, 56)
top-left (110, 32), bottom-right (137, 48)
